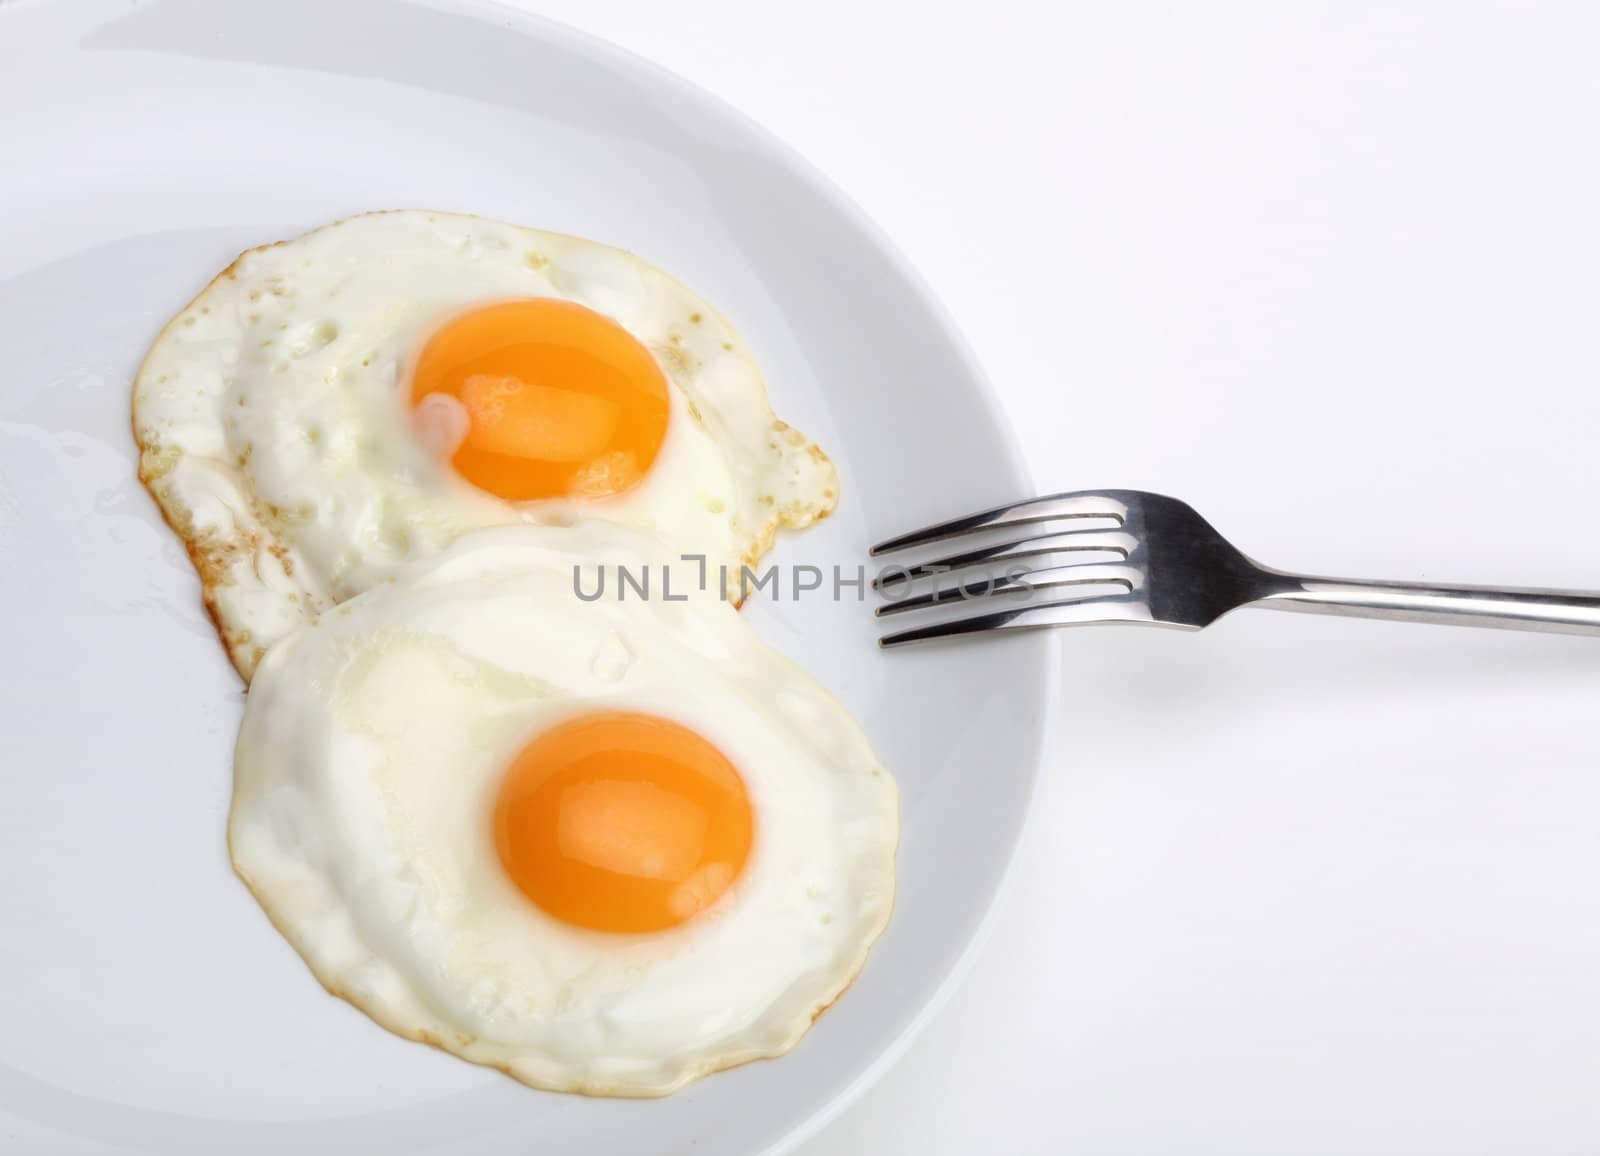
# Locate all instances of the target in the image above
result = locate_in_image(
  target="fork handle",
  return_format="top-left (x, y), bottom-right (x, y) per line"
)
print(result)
top-left (1252, 574), bottom-right (1600, 636)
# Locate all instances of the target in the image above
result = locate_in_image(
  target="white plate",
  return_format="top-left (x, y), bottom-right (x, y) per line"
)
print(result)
top-left (0, 0), bottom-right (1054, 1153)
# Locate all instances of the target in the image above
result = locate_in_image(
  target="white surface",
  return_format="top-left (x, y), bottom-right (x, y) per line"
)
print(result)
top-left (0, 3), bottom-right (1051, 1153)
top-left (5, 0), bottom-right (1600, 1153)
top-left (500, 2), bottom-right (1600, 1154)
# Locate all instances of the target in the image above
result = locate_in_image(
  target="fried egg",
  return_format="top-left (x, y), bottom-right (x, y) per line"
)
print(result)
top-left (133, 211), bottom-right (837, 678)
top-left (229, 527), bottom-right (898, 1096)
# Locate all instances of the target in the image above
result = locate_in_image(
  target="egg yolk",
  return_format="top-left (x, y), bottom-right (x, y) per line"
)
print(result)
top-left (410, 299), bottom-right (670, 501)
top-left (493, 711), bottom-right (753, 934)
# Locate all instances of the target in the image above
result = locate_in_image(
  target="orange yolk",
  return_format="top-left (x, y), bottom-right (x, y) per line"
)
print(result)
top-left (410, 299), bottom-right (670, 501)
top-left (492, 712), bottom-right (753, 934)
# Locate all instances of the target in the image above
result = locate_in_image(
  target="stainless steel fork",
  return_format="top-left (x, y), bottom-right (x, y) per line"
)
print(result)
top-left (869, 489), bottom-right (1600, 648)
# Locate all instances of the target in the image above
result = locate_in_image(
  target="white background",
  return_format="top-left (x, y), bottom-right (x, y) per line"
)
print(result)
top-left (496, 2), bottom-right (1600, 1153)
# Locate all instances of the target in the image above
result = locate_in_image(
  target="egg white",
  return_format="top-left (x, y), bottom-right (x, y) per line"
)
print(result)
top-left (229, 526), bottom-right (898, 1097)
top-left (133, 211), bottom-right (837, 678)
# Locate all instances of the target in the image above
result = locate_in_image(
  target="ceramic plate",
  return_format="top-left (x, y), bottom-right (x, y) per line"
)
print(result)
top-left (0, 1), bottom-right (1055, 1152)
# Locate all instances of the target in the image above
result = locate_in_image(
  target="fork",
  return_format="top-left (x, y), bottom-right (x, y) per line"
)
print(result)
top-left (869, 489), bottom-right (1600, 648)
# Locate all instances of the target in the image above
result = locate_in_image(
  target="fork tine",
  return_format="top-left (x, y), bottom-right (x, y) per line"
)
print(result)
top-left (876, 570), bottom-right (1034, 617)
top-left (870, 491), bottom-right (1127, 556)
top-left (878, 592), bottom-right (1158, 648)
top-left (871, 528), bottom-right (1136, 590)
top-left (875, 562), bottom-right (1141, 617)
